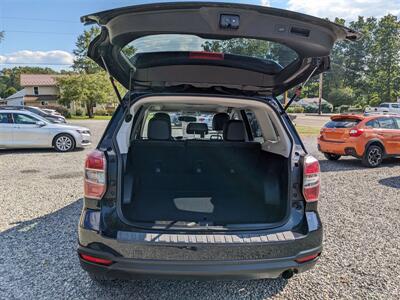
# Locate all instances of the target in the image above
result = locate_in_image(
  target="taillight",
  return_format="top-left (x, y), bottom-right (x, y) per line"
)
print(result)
top-left (295, 252), bottom-right (321, 263)
top-left (84, 149), bottom-right (106, 199)
top-left (79, 254), bottom-right (113, 266)
top-left (303, 155), bottom-right (320, 202)
top-left (189, 51), bottom-right (224, 60)
top-left (349, 128), bottom-right (364, 137)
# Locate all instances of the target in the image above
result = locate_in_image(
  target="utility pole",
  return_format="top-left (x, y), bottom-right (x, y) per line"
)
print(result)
top-left (318, 73), bottom-right (323, 115)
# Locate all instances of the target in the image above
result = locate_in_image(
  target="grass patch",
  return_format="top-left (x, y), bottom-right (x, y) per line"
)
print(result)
top-left (295, 125), bottom-right (321, 136)
top-left (67, 115), bottom-right (112, 120)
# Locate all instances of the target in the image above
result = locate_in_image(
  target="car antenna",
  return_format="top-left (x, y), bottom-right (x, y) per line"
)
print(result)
top-left (284, 63), bottom-right (320, 111)
top-left (100, 56), bottom-right (122, 104)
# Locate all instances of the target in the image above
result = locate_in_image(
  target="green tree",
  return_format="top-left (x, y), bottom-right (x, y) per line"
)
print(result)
top-left (370, 15), bottom-right (400, 102)
top-left (3, 87), bottom-right (17, 98)
top-left (57, 72), bottom-right (116, 118)
top-left (327, 87), bottom-right (355, 107)
top-left (72, 27), bottom-right (102, 74)
top-left (202, 38), bottom-right (297, 67)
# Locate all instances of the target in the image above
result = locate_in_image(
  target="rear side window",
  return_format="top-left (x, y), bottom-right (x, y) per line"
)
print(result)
top-left (394, 118), bottom-right (400, 129)
top-left (379, 103), bottom-right (389, 108)
top-left (377, 117), bottom-right (396, 129)
top-left (0, 113), bottom-right (11, 124)
top-left (245, 110), bottom-right (264, 143)
top-left (324, 118), bottom-right (360, 128)
top-left (13, 113), bottom-right (39, 125)
top-left (365, 119), bottom-right (380, 128)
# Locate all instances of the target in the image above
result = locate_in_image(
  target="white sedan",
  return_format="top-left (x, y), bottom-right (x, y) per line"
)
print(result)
top-left (0, 109), bottom-right (91, 152)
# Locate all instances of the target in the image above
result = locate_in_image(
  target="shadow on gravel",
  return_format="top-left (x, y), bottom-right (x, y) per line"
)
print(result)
top-left (319, 157), bottom-right (400, 172)
top-left (0, 148), bottom-right (84, 156)
top-left (379, 176), bottom-right (400, 189)
top-left (0, 198), bottom-right (287, 299)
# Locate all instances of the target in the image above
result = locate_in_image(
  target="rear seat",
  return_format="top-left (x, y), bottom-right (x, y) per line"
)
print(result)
top-left (129, 117), bottom-right (262, 193)
top-left (130, 118), bottom-right (184, 190)
top-left (185, 120), bottom-right (261, 190)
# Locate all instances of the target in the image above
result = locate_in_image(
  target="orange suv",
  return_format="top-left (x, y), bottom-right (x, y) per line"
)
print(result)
top-left (318, 114), bottom-right (400, 167)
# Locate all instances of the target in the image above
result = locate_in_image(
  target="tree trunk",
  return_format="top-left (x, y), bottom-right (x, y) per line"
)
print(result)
top-left (86, 102), bottom-right (94, 118)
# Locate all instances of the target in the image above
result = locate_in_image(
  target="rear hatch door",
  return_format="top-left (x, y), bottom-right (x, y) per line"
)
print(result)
top-left (321, 115), bottom-right (363, 142)
top-left (81, 2), bottom-right (360, 95)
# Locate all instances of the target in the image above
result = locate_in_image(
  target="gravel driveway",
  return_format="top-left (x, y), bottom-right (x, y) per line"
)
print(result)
top-left (1, 120), bottom-right (399, 299)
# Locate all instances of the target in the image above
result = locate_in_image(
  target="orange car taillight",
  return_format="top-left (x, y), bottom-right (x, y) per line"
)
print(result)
top-left (84, 149), bottom-right (106, 199)
top-left (349, 128), bottom-right (364, 137)
top-left (79, 254), bottom-right (113, 266)
top-left (302, 155), bottom-right (320, 202)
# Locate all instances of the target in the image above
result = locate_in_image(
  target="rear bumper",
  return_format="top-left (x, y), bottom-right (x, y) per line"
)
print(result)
top-left (77, 216), bottom-right (323, 280)
top-left (318, 139), bottom-right (363, 157)
top-left (78, 245), bottom-right (321, 280)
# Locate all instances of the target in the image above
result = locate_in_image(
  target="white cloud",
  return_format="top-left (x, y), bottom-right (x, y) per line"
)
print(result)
top-left (0, 50), bottom-right (74, 66)
top-left (287, 0), bottom-right (400, 21)
top-left (260, 0), bottom-right (271, 6)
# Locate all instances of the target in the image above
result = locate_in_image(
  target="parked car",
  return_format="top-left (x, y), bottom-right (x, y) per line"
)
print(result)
top-left (365, 102), bottom-right (400, 114)
top-left (196, 113), bottom-right (213, 128)
top-left (318, 114), bottom-right (400, 167)
top-left (0, 108), bottom-right (90, 152)
top-left (42, 108), bottom-right (62, 116)
top-left (3, 106), bottom-right (66, 123)
top-left (77, 2), bottom-right (359, 282)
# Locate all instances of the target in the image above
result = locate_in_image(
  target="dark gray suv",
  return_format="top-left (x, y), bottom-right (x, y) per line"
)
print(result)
top-left (77, 2), bottom-right (359, 282)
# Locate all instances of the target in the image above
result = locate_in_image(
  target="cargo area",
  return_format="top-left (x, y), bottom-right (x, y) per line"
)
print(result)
top-left (118, 100), bottom-right (291, 227)
top-left (122, 140), bottom-right (289, 225)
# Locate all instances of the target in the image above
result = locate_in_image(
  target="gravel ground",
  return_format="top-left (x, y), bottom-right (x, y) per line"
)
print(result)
top-left (1, 120), bottom-right (399, 299)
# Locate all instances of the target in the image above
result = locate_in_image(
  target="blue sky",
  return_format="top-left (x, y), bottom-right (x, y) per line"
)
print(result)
top-left (0, 0), bottom-right (399, 70)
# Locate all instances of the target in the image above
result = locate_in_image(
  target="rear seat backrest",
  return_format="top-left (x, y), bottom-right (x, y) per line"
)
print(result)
top-left (222, 120), bottom-right (261, 175)
top-left (223, 120), bottom-right (245, 142)
top-left (148, 118), bottom-right (171, 140)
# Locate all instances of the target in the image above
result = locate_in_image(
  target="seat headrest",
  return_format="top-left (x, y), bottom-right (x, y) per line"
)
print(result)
top-left (223, 120), bottom-right (245, 141)
top-left (153, 112), bottom-right (171, 122)
top-left (148, 118), bottom-right (171, 140)
top-left (187, 122), bottom-right (208, 135)
top-left (212, 113), bottom-right (229, 131)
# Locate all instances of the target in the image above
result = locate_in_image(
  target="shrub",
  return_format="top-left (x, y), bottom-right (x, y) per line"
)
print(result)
top-left (321, 102), bottom-right (333, 113)
top-left (304, 104), bottom-right (318, 113)
top-left (94, 109), bottom-right (108, 116)
top-left (338, 105), bottom-right (350, 113)
top-left (348, 107), bottom-right (363, 113)
top-left (75, 108), bottom-right (84, 116)
top-left (286, 106), bottom-right (304, 113)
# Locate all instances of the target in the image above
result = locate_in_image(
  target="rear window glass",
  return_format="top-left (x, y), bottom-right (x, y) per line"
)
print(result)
top-left (142, 111), bottom-right (218, 140)
top-left (324, 118), bottom-right (361, 128)
top-left (123, 34), bottom-right (298, 68)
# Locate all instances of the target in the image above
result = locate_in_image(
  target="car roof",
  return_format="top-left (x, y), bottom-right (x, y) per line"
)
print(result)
top-left (0, 109), bottom-right (35, 114)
